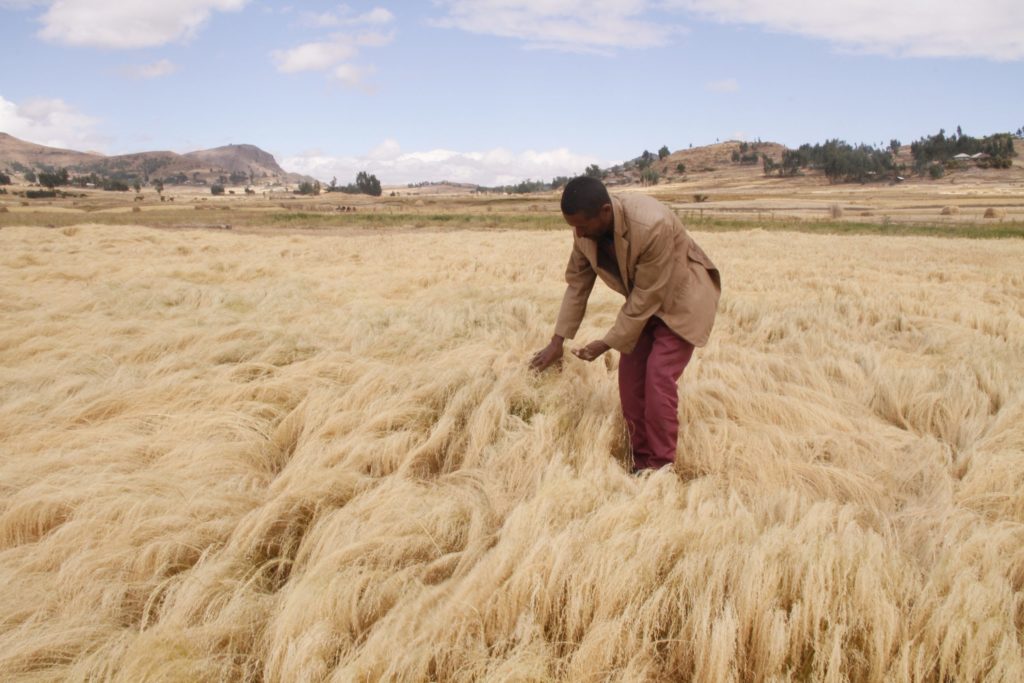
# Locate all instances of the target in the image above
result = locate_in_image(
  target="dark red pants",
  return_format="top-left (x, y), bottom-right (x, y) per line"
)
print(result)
top-left (618, 317), bottom-right (695, 470)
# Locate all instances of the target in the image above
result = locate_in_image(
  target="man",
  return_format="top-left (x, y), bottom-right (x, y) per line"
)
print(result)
top-left (530, 176), bottom-right (721, 473)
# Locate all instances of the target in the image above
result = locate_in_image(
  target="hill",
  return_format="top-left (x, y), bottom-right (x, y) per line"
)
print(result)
top-left (0, 133), bottom-right (309, 186)
top-left (0, 132), bottom-right (103, 169)
top-left (603, 141), bottom-right (789, 186)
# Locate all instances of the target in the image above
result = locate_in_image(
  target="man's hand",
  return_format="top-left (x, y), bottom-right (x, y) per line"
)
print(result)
top-left (572, 340), bottom-right (610, 362)
top-left (530, 336), bottom-right (564, 372)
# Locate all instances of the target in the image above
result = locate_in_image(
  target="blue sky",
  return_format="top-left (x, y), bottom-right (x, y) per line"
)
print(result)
top-left (1, 1), bottom-right (1022, 185)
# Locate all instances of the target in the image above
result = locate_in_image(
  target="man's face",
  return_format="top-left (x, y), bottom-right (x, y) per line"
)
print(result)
top-left (562, 203), bottom-right (613, 240)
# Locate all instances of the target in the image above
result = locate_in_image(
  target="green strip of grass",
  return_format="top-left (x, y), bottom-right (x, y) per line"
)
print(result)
top-left (3, 206), bottom-right (1022, 238)
top-left (685, 216), bottom-right (1024, 239)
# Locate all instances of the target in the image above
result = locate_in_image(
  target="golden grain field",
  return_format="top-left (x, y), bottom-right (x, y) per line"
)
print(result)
top-left (1, 223), bottom-right (1023, 682)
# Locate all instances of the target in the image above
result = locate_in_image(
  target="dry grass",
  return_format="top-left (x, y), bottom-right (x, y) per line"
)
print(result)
top-left (1, 223), bottom-right (1023, 681)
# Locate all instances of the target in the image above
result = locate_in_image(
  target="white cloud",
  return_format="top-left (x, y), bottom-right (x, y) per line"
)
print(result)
top-left (332, 63), bottom-right (375, 91)
top-left (432, 0), bottom-right (1023, 60)
top-left (367, 138), bottom-right (401, 160)
top-left (432, 0), bottom-right (681, 53)
top-left (0, 95), bottom-right (106, 151)
top-left (122, 58), bottom-right (178, 79)
top-left (356, 7), bottom-right (393, 24)
top-left (667, 0), bottom-right (1024, 61)
top-left (38, 0), bottom-right (248, 49)
top-left (283, 140), bottom-right (602, 187)
top-left (272, 30), bottom-right (394, 88)
top-left (272, 39), bottom-right (356, 72)
top-left (302, 5), bottom-right (394, 28)
top-left (353, 30), bottom-right (394, 48)
top-left (705, 78), bottom-right (738, 93)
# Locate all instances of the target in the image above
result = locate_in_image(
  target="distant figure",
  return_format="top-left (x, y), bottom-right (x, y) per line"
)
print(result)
top-left (530, 177), bottom-right (721, 474)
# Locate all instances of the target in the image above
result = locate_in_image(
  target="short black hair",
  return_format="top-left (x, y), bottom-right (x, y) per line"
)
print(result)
top-left (560, 176), bottom-right (611, 217)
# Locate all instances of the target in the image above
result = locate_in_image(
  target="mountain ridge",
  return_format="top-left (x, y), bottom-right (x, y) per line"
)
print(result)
top-left (0, 133), bottom-right (310, 186)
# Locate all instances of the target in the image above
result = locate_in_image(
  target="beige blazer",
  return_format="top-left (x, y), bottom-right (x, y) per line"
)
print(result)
top-left (554, 194), bottom-right (721, 354)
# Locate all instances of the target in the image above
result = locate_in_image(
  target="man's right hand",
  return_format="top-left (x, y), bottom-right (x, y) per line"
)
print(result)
top-left (529, 336), bottom-right (564, 372)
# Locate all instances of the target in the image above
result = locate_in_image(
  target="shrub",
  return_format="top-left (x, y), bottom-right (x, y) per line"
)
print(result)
top-left (693, 193), bottom-right (709, 203)
top-left (211, 184), bottom-right (225, 196)
top-left (780, 150), bottom-right (805, 176)
top-left (676, 163), bottom-right (686, 173)
top-left (296, 181), bottom-right (320, 196)
top-left (0, 172), bottom-right (11, 185)
top-left (26, 190), bottom-right (57, 199)
top-left (356, 172), bottom-right (381, 197)
top-left (928, 164), bottom-right (945, 180)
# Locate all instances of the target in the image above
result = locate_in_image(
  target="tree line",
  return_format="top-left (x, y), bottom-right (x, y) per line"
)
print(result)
top-left (759, 129), bottom-right (1016, 183)
top-left (908, 129), bottom-right (1014, 173)
top-left (762, 140), bottom-right (897, 183)
top-left (1, 162), bottom-right (387, 199)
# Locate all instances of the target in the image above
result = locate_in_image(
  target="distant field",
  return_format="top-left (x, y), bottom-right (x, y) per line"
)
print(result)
top-left (1, 221), bottom-right (1022, 681)
top-left (3, 163), bottom-right (1024, 239)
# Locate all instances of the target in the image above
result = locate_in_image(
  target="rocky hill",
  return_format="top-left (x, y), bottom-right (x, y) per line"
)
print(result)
top-left (0, 132), bottom-right (103, 169)
top-left (0, 133), bottom-right (308, 186)
top-left (603, 140), bottom-right (789, 186)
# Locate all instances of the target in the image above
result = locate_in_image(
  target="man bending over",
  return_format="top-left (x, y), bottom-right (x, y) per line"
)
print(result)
top-left (530, 176), bottom-right (721, 473)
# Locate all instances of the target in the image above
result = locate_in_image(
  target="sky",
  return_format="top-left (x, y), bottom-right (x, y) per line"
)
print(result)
top-left (1, 0), bottom-right (1022, 186)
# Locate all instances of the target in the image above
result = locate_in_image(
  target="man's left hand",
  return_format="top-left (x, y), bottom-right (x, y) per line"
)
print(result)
top-left (572, 340), bottom-right (610, 362)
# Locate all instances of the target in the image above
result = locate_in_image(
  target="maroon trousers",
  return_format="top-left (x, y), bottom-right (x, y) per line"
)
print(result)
top-left (618, 317), bottom-right (695, 470)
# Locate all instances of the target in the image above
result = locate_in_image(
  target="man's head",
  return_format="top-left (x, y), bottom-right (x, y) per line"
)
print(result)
top-left (561, 176), bottom-right (613, 240)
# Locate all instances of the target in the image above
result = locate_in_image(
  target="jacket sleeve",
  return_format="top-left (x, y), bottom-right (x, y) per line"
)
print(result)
top-left (602, 219), bottom-right (676, 353)
top-left (553, 241), bottom-right (597, 340)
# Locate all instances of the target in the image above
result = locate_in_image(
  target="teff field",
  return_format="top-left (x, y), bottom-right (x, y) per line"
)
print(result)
top-left (1, 181), bottom-right (1023, 681)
